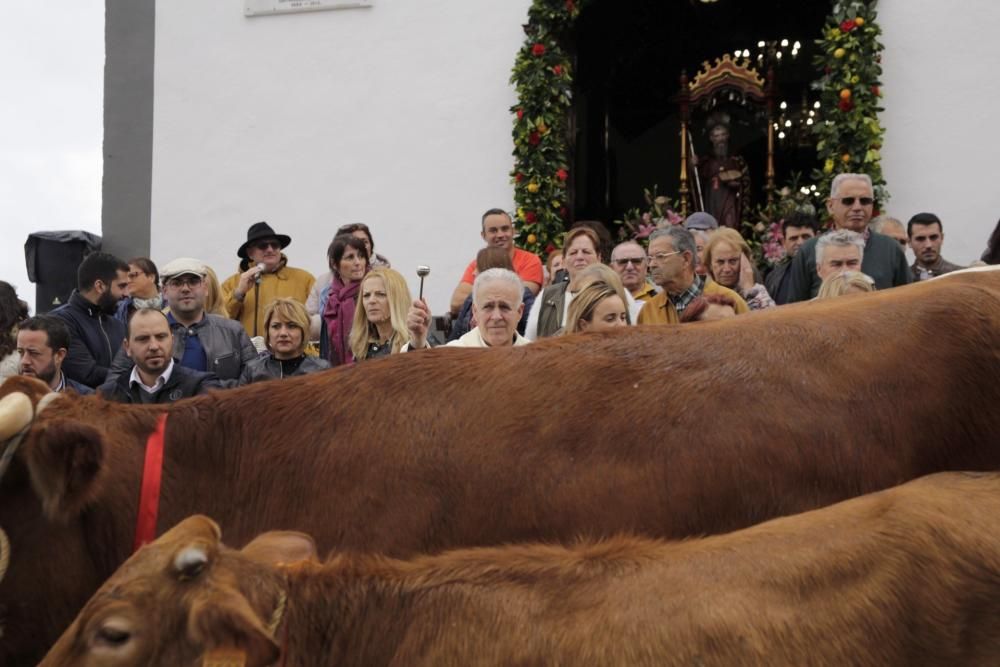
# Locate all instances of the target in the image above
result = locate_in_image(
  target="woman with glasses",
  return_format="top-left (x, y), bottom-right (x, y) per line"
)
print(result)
top-left (348, 268), bottom-right (412, 361)
top-left (239, 298), bottom-right (329, 384)
top-left (703, 228), bottom-right (776, 311)
top-left (525, 226), bottom-right (604, 340)
top-left (321, 234), bottom-right (370, 365)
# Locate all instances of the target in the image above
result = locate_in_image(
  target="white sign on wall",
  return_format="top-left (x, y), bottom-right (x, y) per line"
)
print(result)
top-left (245, 0), bottom-right (372, 17)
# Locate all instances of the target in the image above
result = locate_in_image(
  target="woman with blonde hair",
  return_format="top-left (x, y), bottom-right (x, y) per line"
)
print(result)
top-left (349, 268), bottom-right (412, 361)
top-left (202, 266), bottom-right (228, 316)
top-left (239, 298), bottom-right (330, 384)
top-left (816, 271), bottom-right (876, 299)
top-left (703, 228), bottom-right (776, 310)
top-left (564, 280), bottom-right (629, 334)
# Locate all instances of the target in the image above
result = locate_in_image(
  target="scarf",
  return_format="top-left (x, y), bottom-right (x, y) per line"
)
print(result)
top-left (323, 274), bottom-right (360, 366)
top-left (133, 295), bottom-right (163, 311)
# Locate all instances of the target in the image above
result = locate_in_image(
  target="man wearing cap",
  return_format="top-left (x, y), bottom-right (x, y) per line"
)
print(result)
top-left (99, 308), bottom-right (221, 404)
top-left (106, 257), bottom-right (257, 388)
top-left (907, 212), bottom-right (964, 281)
top-left (221, 222), bottom-right (316, 339)
top-left (778, 173), bottom-right (910, 303)
top-left (684, 212), bottom-right (718, 278)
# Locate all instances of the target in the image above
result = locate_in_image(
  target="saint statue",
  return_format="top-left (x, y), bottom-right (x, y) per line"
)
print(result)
top-left (692, 112), bottom-right (750, 230)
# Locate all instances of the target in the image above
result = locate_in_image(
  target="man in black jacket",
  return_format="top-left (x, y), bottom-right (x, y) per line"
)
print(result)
top-left (105, 257), bottom-right (257, 388)
top-left (51, 252), bottom-right (130, 388)
top-left (99, 309), bottom-right (220, 404)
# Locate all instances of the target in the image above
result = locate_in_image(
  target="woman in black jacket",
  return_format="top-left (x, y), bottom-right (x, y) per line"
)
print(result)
top-left (239, 298), bottom-right (329, 384)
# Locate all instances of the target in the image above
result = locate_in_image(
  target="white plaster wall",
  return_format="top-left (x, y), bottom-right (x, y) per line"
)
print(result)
top-left (880, 0), bottom-right (1000, 264)
top-left (151, 0), bottom-right (531, 311)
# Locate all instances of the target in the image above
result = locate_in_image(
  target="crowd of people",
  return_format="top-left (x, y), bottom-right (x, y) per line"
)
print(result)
top-left (1, 172), bottom-right (998, 404)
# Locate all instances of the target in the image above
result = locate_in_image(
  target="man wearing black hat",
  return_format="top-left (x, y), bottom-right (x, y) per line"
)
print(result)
top-left (907, 212), bottom-right (964, 281)
top-left (221, 222), bottom-right (316, 339)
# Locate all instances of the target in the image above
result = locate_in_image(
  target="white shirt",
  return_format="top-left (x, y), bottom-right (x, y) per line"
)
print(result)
top-left (129, 359), bottom-right (175, 394)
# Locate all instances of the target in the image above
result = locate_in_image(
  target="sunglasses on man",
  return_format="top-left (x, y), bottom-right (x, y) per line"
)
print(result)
top-left (838, 197), bottom-right (874, 207)
top-left (254, 240), bottom-right (282, 251)
top-left (612, 257), bottom-right (646, 267)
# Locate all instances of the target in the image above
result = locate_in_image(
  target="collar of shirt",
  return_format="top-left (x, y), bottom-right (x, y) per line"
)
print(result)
top-left (167, 311), bottom-right (205, 330)
top-left (668, 274), bottom-right (706, 313)
top-left (129, 359), bottom-right (175, 394)
top-left (53, 372), bottom-right (66, 393)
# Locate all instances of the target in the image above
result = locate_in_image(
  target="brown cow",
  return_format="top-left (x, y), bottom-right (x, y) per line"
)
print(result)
top-left (3, 268), bottom-right (1000, 663)
top-left (42, 472), bottom-right (1000, 666)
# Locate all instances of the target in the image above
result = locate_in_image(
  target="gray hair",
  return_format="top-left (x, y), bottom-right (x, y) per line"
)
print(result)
top-left (473, 268), bottom-right (523, 308)
top-left (869, 215), bottom-right (904, 234)
top-left (649, 226), bottom-right (698, 268)
top-left (611, 240), bottom-right (644, 260)
top-left (830, 173), bottom-right (873, 199)
top-left (816, 229), bottom-right (866, 265)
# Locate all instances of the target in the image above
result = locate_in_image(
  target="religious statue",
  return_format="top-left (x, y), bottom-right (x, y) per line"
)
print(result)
top-left (691, 112), bottom-right (751, 230)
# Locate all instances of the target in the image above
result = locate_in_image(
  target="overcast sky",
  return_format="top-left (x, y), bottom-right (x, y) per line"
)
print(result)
top-left (0, 2), bottom-right (104, 313)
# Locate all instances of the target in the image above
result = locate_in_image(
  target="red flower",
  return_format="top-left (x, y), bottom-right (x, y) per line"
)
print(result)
top-left (556, 168), bottom-right (568, 181)
top-left (552, 65), bottom-right (563, 76)
top-left (837, 98), bottom-right (854, 112)
top-left (566, 0), bottom-right (575, 11)
top-left (516, 108), bottom-right (524, 120)
top-left (840, 19), bottom-right (856, 33)
top-left (531, 43), bottom-right (546, 57)
top-left (515, 172), bottom-right (525, 183)
top-left (528, 131), bottom-right (541, 146)
top-left (524, 211), bottom-right (537, 223)
top-left (870, 85), bottom-right (880, 96)
top-left (546, 242), bottom-right (557, 254)
top-left (559, 206), bottom-right (569, 220)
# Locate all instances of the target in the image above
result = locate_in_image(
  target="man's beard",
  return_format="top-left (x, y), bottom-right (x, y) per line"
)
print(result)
top-left (97, 289), bottom-right (119, 315)
top-left (25, 359), bottom-right (58, 387)
top-left (712, 142), bottom-right (728, 159)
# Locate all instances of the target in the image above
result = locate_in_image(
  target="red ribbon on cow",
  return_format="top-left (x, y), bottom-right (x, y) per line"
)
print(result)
top-left (133, 412), bottom-right (168, 552)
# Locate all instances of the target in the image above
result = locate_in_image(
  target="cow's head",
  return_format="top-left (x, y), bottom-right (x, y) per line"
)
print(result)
top-left (0, 377), bottom-right (117, 664)
top-left (40, 515), bottom-right (317, 667)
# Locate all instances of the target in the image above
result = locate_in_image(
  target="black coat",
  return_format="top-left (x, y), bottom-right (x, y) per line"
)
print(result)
top-left (98, 363), bottom-right (221, 404)
top-left (51, 291), bottom-right (127, 388)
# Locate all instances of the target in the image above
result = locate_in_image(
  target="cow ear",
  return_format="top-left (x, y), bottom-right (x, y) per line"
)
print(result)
top-left (242, 531), bottom-right (317, 566)
top-left (25, 417), bottom-right (105, 521)
top-left (189, 595), bottom-right (280, 667)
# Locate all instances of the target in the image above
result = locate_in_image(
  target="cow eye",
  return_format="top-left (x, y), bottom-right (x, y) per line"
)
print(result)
top-left (94, 623), bottom-right (132, 648)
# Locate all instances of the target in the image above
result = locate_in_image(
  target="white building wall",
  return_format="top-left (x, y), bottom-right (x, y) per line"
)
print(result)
top-left (880, 0), bottom-right (999, 264)
top-left (151, 0), bottom-right (531, 310)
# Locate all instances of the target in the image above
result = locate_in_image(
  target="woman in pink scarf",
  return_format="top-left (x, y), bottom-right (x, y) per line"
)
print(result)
top-left (322, 234), bottom-right (369, 366)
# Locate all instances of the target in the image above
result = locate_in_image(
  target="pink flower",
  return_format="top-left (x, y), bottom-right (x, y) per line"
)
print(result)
top-left (635, 223), bottom-right (656, 240)
top-left (665, 209), bottom-right (683, 226)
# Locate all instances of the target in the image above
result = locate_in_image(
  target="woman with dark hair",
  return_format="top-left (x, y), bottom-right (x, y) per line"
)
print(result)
top-left (983, 218), bottom-right (1000, 265)
top-left (0, 281), bottom-right (30, 379)
top-left (321, 234), bottom-right (370, 365)
top-left (116, 257), bottom-right (161, 323)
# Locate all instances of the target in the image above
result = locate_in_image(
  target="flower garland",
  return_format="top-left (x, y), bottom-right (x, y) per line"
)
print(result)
top-left (510, 0), bottom-right (584, 255)
top-left (811, 0), bottom-right (888, 207)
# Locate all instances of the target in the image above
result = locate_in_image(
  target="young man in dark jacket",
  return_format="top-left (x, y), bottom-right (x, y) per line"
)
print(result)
top-left (99, 309), bottom-right (220, 404)
top-left (51, 252), bottom-right (130, 388)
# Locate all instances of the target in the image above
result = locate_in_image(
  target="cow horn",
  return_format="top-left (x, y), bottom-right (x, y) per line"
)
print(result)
top-left (0, 392), bottom-right (34, 442)
top-left (35, 391), bottom-right (60, 416)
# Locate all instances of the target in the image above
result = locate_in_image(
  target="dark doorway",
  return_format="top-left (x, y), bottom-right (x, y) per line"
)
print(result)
top-left (570, 0), bottom-right (829, 223)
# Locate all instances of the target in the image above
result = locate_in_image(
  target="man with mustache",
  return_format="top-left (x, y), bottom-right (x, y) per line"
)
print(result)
top-left (16, 315), bottom-right (93, 394)
top-left (693, 114), bottom-right (750, 230)
top-left (51, 251), bottom-right (130, 388)
top-left (98, 308), bottom-right (221, 404)
top-left (778, 173), bottom-right (910, 303)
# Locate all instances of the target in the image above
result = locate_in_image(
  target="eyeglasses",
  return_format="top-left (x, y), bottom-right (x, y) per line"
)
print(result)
top-left (612, 257), bottom-right (646, 267)
top-left (254, 240), bottom-right (282, 251)
top-left (838, 197), bottom-right (874, 207)
top-left (166, 276), bottom-right (203, 288)
top-left (648, 250), bottom-right (682, 263)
